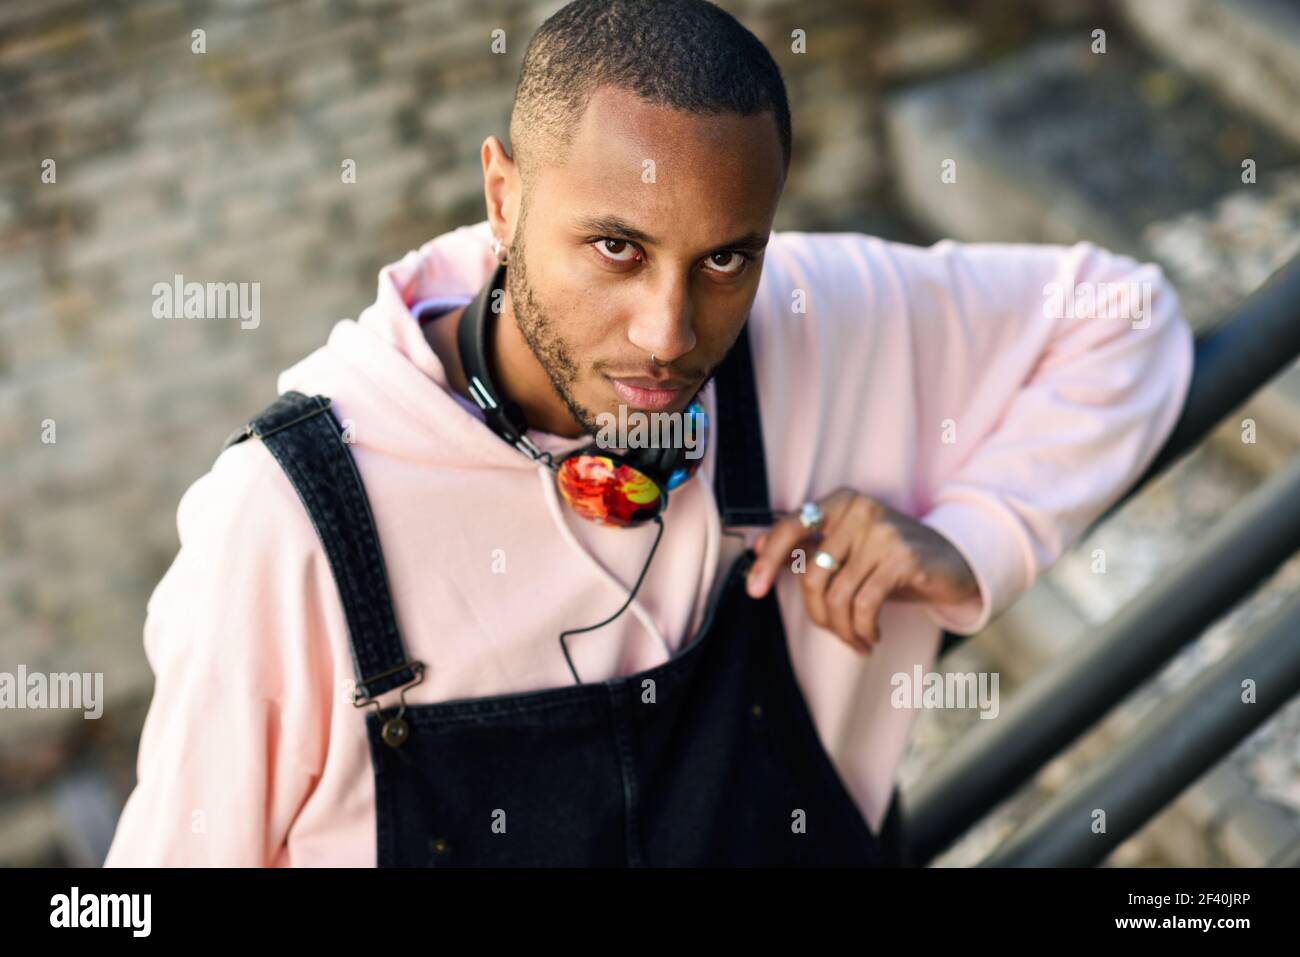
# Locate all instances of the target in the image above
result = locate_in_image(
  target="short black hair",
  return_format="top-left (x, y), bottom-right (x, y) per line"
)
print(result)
top-left (509, 0), bottom-right (791, 194)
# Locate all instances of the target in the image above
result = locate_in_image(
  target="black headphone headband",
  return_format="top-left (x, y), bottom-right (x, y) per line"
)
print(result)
top-left (457, 261), bottom-right (538, 455)
top-left (455, 261), bottom-right (693, 482)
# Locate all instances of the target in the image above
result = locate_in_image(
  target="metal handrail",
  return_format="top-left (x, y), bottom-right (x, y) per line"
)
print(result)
top-left (915, 252), bottom-right (1300, 863)
top-left (909, 451), bottom-right (1300, 864)
top-left (1101, 251), bottom-right (1300, 524)
top-left (979, 584), bottom-right (1300, 867)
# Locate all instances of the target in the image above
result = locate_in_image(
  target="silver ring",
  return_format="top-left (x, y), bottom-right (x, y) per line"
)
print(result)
top-left (651, 353), bottom-right (668, 368)
top-left (798, 500), bottom-right (826, 534)
top-left (814, 550), bottom-right (840, 572)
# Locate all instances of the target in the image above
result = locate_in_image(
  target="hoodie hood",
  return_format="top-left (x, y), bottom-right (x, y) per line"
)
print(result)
top-left (277, 219), bottom-right (599, 471)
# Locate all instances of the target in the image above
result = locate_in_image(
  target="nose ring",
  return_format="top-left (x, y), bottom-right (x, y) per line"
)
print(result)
top-left (651, 354), bottom-right (668, 368)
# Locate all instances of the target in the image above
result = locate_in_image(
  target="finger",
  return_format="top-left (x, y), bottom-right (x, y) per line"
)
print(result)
top-left (851, 567), bottom-right (895, 648)
top-left (846, 523), bottom-right (902, 648)
top-left (800, 508), bottom-right (862, 638)
top-left (746, 514), bottom-right (810, 598)
top-left (825, 539), bottom-right (882, 653)
top-left (747, 491), bottom-right (856, 598)
top-left (851, 583), bottom-right (885, 648)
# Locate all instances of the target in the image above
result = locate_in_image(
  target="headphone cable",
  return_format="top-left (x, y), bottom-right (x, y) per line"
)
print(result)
top-left (558, 514), bottom-right (666, 685)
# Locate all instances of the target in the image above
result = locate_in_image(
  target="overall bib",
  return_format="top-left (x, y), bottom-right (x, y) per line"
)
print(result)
top-left (224, 325), bottom-right (902, 867)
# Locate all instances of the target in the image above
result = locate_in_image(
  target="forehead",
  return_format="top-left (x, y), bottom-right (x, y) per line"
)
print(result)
top-left (536, 85), bottom-right (784, 239)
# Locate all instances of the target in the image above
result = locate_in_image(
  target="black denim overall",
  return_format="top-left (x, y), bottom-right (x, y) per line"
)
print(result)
top-left (224, 325), bottom-right (902, 867)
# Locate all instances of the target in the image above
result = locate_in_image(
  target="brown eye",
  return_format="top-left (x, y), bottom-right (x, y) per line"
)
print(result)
top-left (595, 238), bottom-right (639, 263)
top-left (706, 251), bottom-right (748, 275)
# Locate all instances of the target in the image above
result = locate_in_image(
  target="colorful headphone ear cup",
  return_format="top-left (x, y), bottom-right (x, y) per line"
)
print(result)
top-left (556, 451), bottom-right (666, 527)
top-left (551, 398), bottom-right (707, 525)
top-left (665, 398), bottom-right (709, 490)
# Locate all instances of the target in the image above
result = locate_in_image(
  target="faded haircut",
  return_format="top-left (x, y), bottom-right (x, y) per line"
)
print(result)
top-left (508, 0), bottom-right (792, 198)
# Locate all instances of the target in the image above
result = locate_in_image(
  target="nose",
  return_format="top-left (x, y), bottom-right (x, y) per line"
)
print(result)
top-left (625, 272), bottom-right (697, 365)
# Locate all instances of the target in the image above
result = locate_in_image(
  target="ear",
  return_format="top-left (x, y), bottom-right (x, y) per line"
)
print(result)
top-left (481, 136), bottom-right (520, 245)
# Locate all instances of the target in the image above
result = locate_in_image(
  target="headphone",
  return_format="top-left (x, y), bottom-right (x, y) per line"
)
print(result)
top-left (456, 260), bottom-right (709, 528)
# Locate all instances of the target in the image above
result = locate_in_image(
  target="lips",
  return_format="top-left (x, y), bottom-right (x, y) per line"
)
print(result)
top-left (605, 374), bottom-right (691, 411)
top-left (609, 374), bottom-right (693, 390)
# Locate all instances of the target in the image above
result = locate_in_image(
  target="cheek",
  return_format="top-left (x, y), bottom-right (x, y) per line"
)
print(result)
top-left (550, 287), bottom-right (632, 355)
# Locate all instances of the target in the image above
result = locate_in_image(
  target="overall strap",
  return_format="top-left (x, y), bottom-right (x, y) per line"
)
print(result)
top-left (222, 392), bottom-right (422, 704)
top-left (712, 322), bottom-right (775, 527)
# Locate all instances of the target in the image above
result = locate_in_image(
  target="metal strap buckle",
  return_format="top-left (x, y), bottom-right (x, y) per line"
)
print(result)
top-left (352, 661), bottom-right (426, 749)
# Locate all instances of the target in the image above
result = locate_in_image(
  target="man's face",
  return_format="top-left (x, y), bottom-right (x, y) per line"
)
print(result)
top-left (505, 85), bottom-right (785, 436)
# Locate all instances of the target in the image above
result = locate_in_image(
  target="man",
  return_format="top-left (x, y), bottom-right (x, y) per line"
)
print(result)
top-left (105, 0), bottom-right (1193, 866)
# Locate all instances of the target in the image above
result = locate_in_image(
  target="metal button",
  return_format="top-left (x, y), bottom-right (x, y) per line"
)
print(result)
top-left (381, 716), bottom-right (409, 748)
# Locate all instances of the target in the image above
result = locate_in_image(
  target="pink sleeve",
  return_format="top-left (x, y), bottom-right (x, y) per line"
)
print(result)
top-left (884, 239), bottom-right (1195, 635)
top-left (104, 441), bottom-right (335, 867)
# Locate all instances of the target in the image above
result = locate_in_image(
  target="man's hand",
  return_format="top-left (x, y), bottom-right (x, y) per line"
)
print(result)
top-left (745, 488), bottom-right (978, 654)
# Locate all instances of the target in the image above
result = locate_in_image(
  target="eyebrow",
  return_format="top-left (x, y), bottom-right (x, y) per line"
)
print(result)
top-left (571, 214), bottom-right (770, 254)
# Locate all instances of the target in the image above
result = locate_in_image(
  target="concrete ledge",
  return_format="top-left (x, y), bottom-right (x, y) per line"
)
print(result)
top-left (1118, 0), bottom-right (1300, 149)
top-left (883, 36), bottom-right (1300, 273)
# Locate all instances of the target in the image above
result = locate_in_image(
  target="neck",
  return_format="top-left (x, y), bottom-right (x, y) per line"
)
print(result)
top-left (426, 284), bottom-right (586, 440)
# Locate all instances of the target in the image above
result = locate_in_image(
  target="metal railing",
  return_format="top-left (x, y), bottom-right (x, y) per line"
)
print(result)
top-left (915, 252), bottom-right (1300, 866)
top-left (980, 584), bottom-right (1300, 866)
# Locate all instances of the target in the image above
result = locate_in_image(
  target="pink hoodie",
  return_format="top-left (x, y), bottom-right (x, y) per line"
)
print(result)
top-left (104, 219), bottom-right (1194, 866)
